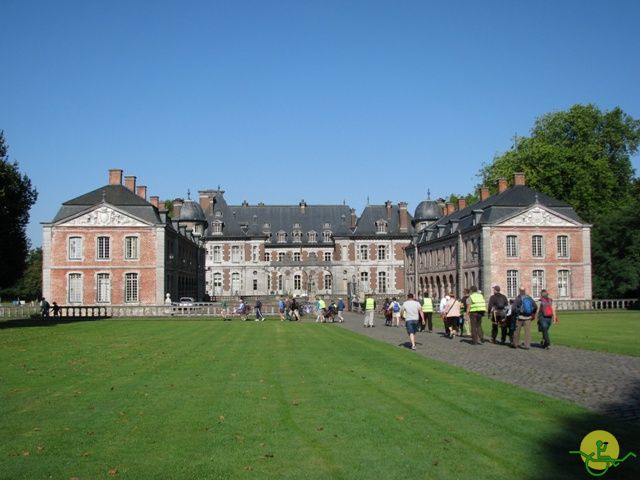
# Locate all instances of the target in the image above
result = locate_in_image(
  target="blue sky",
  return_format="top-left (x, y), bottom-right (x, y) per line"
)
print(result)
top-left (2, 0), bottom-right (639, 247)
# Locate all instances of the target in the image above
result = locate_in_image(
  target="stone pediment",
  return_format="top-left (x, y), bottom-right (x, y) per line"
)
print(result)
top-left (499, 206), bottom-right (577, 228)
top-left (62, 206), bottom-right (148, 227)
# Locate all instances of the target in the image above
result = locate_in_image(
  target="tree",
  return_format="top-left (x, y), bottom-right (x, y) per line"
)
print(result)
top-left (479, 104), bottom-right (640, 223)
top-left (0, 131), bottom-right (38, 289)
top-left (0, 248), bottom-right (42, 301)
top-left (591, 181), bottom-right (640, 298)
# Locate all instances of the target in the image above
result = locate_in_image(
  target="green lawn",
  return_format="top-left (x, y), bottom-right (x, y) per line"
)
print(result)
top-left (481, 310), bottom-right (640, 356)
top-left (1, 320), bottom-right (637, 479)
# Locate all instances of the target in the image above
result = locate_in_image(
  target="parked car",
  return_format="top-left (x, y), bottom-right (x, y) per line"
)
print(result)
top-left (178, 297), bottom-right (195, 306)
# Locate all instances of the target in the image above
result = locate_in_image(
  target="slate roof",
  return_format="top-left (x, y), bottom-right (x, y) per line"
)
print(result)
top-left (415, 185), bottom-right (587, 245)
top-left (354, 204), bottom-right (414, 236)
top-left (414, 200), bottom-right (442, 222)
top-left (179, 199), bottom-right (207, 223)
top-left (51, 184), bottom-right (162, 225)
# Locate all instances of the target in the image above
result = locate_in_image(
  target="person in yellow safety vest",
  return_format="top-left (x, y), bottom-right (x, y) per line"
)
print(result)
top-left (421, 293), bottom-right (434, 333)
top-left (364, 295), bottom-right (376, 328)
top-left (466, 285), bottom-right (486, 345)
top-left (316, 297), bottom-right (326, 323)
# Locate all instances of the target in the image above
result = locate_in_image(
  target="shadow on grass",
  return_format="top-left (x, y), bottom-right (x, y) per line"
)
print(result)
top-left (540, 380), bottom-right (640, 480)
top-left (0, 316), bottom-right (107, 329)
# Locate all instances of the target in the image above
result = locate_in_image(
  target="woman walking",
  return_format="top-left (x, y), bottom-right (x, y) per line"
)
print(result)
top-left (537, 289), bottom-right (557, 349)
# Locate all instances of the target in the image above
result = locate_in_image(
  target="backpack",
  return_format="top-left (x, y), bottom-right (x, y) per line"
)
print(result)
top-left (392, 301), bottom-right (400, 313)
top-left (520, 296), bottom-right (535, 316)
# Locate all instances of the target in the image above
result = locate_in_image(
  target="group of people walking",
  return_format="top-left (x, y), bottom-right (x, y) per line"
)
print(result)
top-left (362, 286), bottom-right (558, 350)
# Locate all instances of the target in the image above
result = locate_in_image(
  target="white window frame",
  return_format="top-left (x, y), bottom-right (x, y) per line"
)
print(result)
top-left (97, 236), bottom-right (111, 260)
top-left (557, 235), bottom-right (569, 258)
top-left (277, 231), bottom-right (287, 243)
top-left (324, 252), bottom-right (332, 262)
top-left (557, 270), bottom-right (570, 298)
top-left (278, 252), bottom-right (286, 262)
top-left (68, 273), bottom-right (83, 304)
top-left (532, 235), bottom-right (544, 258)
top-left (213, 245), bottom-right (222, 263)
top-left (506, 235), bottom-right (518, 258)
top-left (359, 244), bottom-right (369, 261)
top-left (506, 270), bottom-right (519, 298)
top-left (231, 245), bottom-right (241, 263)
top-left (308, 231), bottom-right (317, 243)
top-left (96, 273), bottom-right (111, 303)
top-left (294, 274), bottom-right (301, 290)
top-left (378, 245), bottom-right (387, 260)
top-left (359, 272), bottom-right (369, 292)
top-left (68, 236), bottom-right (83, 260)
top-left (213, 272), bottom-right (223, 295)
top-left (378, 271), bottom-right (387, 293)
top-left (293, 252), bottom-right (301, 262)
top-left (324, 273), bottom-right (332, 290)
top-left (264, 252), bottom-right (271, 262)
top-left (124, 272), bottom-right (139, 303)
top-left (322, 231), bottom-right (332, 242)
top-left (124, 236), bottom-right (139, 260)
top-left (532, 269), bottom-right (545, 298)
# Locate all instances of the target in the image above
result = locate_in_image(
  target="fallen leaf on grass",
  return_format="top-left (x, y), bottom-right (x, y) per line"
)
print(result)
top-left (36, 446), bottom-right (44, 452)
top-left (244, 465), bottom-right (253, 471)
top-left (22, 451), bottom-right (30, 457)
top-left (81, 452), bottom-right (91, 457)
top-left (108, 467), bottom-right (118, 476)
top-left (218, 415), bottom-right (225, 423)
top-left (33, 427), bottom-right (41, 431)
top-left (395, 416), bottom-right (405, 422)
top-left (291, 400), bottom-right (299, 406)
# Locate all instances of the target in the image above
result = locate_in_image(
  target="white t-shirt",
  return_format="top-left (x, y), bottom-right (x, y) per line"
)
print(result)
top-left (402, 299), bottom-right (422, 321)
top-left (439, 296), bottom-right (450, 313)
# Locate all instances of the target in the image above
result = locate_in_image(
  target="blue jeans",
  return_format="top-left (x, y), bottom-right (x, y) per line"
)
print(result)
top-left (538, 316), bottom-right (552, 346)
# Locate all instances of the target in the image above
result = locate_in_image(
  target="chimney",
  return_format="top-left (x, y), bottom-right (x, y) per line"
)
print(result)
top-left (159, 201), bottom-right (166, 211)
top-left (445, 202), bottom-right (455, 216)
top-left (199, 191), bottom-right (212, 215)
top-left (150, 196), bottom-right (159, 208)
top-left (398, 202), bottom-right (408, 232)
top-left (514, 172), bottom-right (525, 186)
top-left (172, 199), bottom-right (183, 219)
top-left (299, 200), bottom-right (306, 212)
top-left (498, 178), bottom-right (508, 193)
top-left (136, 185), bottom-right (147, 200)
top-left (350, 208), bottom-right (357, 229)
top-left (480, 187), bottom-right (490, 201)
top-left (124, 175), bottom-right (137, 192)
top-left (385, 200), bottom-right (392, 219)
top-left (457, 198), bottom-right (467, 210)
top-left (108, 169), bottom-right (123, 185)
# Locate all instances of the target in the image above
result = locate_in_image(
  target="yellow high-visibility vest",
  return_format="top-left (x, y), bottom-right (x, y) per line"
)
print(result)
top-left (365, 298), bottom-right (375, 310)
top-left (469, 292), bottom-right (486, 312)
top-left (422, 297), bottom-right (434, 313)
top-left (318, 299), bottom-right (326, 309)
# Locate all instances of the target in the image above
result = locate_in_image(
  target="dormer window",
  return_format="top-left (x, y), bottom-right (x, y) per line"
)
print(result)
top-left (292, 230), bottom-right (302, 243)
top-left (308, 231), bottom-right (317, 242)
top-left (212, 220), bottom-right (223, 234)
top-left (214, 211), bottom-right (222, 218)
top-left (322, 231), bottom-right (332, 242)
top-left (277, 231), bottom-right (287, 243)
top-left (375, 220), bottom-right (388, 234)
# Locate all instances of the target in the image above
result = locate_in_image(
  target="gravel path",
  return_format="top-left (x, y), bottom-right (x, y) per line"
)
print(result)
top-left (336, 311), bottom-right (640, 422)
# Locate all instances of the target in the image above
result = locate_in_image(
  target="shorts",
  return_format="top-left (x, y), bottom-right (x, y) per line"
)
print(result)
top-left (405, 320), bottom-right (419, 334)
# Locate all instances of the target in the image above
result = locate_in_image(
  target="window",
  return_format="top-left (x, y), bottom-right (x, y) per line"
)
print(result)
top-left (278, 275), bottom-right (283, 291)
top-left (324, 274), bottom-right (332, 290)
top-left (231, 246), bottom-right (241, 263)
top-left (97, 236), bottom-right (110, 260)
top-left (212, 221), bottom-right (223, 234)
top-left (264, 252), bottom-right (271, 262)
top-left (213, 273), bottom-right (222, 294)
top-left (359, 272), bottom-right (369, 292)
top-left (532, 269), bottom-right (545, 297)
top-left (277, 232), bottom-right (287, 243)
top-left (506, 270), bottom-right (519, 298)
top-left (68, 273), bottom-right (82, 303)
top-left (378, 271), bottom-right (387, 293)
top-left (506, 235), bottom-right (518, 257)
top-left (231, 273), bottom-right (241, 294)
top-left (557, 235), bottom-right (569, 258)
top-left (378, 245), bottom-right (387, 260)
top-left (324, 252), bottom-right (332, 262)
top-left (293, 252), bottom-right (301, 262)
top-left (294, 274), bottom-right (301, 290)
top-left (253, 279), bottom-right (258, 291)
top-left (376, 221), bottom-right (388, 234)
top-left (266, 273), bottom-right (271, 291)
top-left (532, 235), bottom-right (543, 258)
top-left (68, 237), bottom-right (82, 260)
top-left (278, 252), bottom-right (286, 262)
top-left (308, 231), bottom-right (317, 242)
top-left (322, 231), bottom-right (332, 242)
top-left (125, 236), bottom-right (138, 260)
top-left (558, 270), bottom-right (570, 298)
top-left (359, 245), bottom-right (369, 260)
top-left (124, 273), bottom-right (138, 303)
top-left (292, 231), bottom-right (302, 243)
top-left (96, 273), bottom-right (110, 303)
top-left (213, 246), bottom-right (222, 262)
top-left (252, 245), bottom-right (258, 262)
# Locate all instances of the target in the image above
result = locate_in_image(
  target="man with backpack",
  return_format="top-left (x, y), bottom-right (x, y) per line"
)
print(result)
top-left (513, 287), bottom-right (537, 349)
top-left (488, 285), bottom-right (509, 344)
